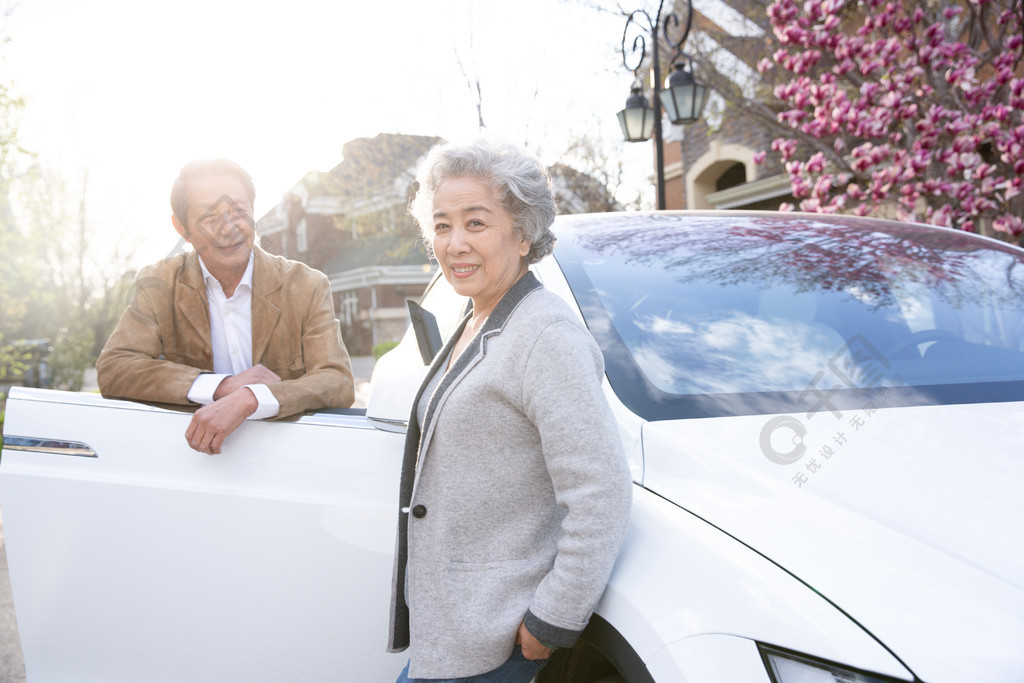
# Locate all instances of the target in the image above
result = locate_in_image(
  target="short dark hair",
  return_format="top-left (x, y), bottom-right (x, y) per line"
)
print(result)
top-left (170, 158), bottom-right (256, 230)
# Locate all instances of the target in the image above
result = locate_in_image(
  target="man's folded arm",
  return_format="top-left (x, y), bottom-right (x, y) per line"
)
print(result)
top-left (96, 301), bottom-right (205, 405)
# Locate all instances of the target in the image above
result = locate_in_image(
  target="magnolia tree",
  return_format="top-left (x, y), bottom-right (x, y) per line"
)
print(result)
top-left (758, 0), bottom-right (1024, 239)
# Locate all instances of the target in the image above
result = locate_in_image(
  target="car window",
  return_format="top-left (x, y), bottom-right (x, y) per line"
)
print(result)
top-left (554, 213), bottom-right (1024, 420)
top-left (418, 270), bottom-right (471, 344)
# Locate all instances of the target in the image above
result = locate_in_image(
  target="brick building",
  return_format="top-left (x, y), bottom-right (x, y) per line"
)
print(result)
top-left (641, 0), bottom-right (796, 211)
top-left (673, 116), bottom-right (794, 211)
top-left (257, 133), bottom-right (441, 355)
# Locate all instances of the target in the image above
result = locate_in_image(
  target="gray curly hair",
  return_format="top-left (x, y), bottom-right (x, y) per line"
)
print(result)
top-left (409, 140), bottom-right (556, 264)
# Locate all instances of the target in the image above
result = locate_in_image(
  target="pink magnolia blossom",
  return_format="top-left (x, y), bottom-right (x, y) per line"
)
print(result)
top-left (762, 0), bottom-right (1024, 242)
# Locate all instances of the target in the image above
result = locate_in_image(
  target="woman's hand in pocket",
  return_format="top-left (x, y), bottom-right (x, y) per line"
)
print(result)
top-left (516, 621), bottom-right (554, 661)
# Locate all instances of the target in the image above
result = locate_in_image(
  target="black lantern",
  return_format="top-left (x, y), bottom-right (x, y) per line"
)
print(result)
top-left (617, 0), bottom-right (709, 209)
top-left (660, 59), bottom-right (708, 125)
top-left (617, 85), bottom-right (656, 142)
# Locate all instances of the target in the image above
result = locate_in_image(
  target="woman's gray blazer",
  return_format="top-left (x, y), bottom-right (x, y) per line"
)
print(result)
top-left (387, 273), bottom-right (633, 679)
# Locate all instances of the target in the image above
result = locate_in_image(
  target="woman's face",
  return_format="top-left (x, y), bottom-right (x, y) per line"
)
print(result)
top-left (431, 176), bottom-right (531, 316)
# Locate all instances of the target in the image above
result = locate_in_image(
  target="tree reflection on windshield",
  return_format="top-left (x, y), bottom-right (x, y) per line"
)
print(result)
top-left (570, 213), bottom-right (1024, 307)
top-left (556, 213), bottom-right (1024, 418)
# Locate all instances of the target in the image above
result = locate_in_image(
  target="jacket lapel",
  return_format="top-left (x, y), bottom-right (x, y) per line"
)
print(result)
top-left (175, 252), bottom-right (213, 351)
top-left (250, 248), bottom-right (283, 363)
top-left (415, 314), bottom-right (473, 468)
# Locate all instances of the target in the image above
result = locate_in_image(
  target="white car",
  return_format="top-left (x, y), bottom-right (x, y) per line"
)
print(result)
top-left (2, 211), bottom-right (1023, 682)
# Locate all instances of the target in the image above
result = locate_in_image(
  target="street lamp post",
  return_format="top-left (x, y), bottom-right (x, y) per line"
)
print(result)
top-left (617, 0), bottom-right (708, 210)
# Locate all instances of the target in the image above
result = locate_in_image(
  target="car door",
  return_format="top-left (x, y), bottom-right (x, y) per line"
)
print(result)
top-left (1, 393), bottom-right (407, 682)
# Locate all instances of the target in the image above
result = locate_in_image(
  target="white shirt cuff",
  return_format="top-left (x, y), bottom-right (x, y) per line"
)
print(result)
top-left (187, 373), bottom-right (230, 405)
top-left (245, 383), bottom-right (280, 420)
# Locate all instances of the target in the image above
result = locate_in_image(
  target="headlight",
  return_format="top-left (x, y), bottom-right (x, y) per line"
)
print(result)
top-left (758, 644), bottom-right (910, 683)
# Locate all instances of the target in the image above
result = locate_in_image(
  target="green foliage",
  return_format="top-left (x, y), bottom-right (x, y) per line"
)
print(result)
top-left (372, 340), bottom-right (400, 360)
top-left (0, 74), bottom-right (35, 382)
top-left (0, 335), bottom-right (27, 381)
top-left (47, 326), bottom-right (94, 391)
top-left (0, 71), bottom-right (136, 389)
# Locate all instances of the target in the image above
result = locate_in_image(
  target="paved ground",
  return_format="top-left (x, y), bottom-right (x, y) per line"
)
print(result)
top-left (0, 356), bottom-right (377, 681)
top-left (0, 511), bottom-right (26, 683)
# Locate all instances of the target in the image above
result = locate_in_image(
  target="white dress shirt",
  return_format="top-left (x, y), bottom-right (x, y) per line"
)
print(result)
top-left (185, 252), bottom-right (280, 419)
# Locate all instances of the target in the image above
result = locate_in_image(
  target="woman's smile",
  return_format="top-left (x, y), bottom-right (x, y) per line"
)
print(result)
top-left (450, 263), bottom-right (480, 277)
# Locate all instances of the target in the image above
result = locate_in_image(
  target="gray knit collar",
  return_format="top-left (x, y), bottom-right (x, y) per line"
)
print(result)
top-left (447, 270), bottom-right (542, 373)
top-left (477, 270), bottom-right (543, 337)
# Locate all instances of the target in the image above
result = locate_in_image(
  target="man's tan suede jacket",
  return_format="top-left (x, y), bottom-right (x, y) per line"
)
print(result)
top-left (96, 246), bottom-right (354, 417)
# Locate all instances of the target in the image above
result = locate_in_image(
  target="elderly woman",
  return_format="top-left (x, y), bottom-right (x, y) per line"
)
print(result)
top-left (386, 140), bottom-right (633, 683)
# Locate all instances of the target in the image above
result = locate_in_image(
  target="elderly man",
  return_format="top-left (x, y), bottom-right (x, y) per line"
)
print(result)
top-left (97, 158), bottom-right (354, 454)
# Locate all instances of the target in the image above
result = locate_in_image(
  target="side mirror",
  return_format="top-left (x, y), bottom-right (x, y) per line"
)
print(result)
top-left (407, 300), bottom-right (443, 365)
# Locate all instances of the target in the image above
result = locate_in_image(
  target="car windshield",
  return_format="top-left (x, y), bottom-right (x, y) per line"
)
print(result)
top-left (554, 213), bottom-right (1024, 420)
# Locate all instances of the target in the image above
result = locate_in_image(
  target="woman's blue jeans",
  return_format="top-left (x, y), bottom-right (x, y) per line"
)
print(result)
top-left (396, 646), bottom-right (549, 683)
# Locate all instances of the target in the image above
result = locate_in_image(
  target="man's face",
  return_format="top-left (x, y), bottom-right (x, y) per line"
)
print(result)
top-left (174, 173), bottom-right (255, 277)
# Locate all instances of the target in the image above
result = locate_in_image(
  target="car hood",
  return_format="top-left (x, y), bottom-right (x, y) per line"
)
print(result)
top-left (641, 399), bottom-right (1024, 683)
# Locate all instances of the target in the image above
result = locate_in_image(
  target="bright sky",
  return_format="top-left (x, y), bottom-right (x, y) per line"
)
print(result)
top-left (4, 0), bottom-right (656, 268)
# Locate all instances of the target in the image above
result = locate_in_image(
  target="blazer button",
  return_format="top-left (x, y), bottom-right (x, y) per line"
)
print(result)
top-left (412, 505), bottom-right (427, 518)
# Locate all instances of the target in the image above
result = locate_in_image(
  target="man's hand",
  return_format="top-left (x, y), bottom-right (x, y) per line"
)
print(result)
top-left (516, 621), bottom-right (555, 661)
top-left (212, 364), bottom-right (282, 400)
top-left (185, 387), bottom-right (258, 454)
